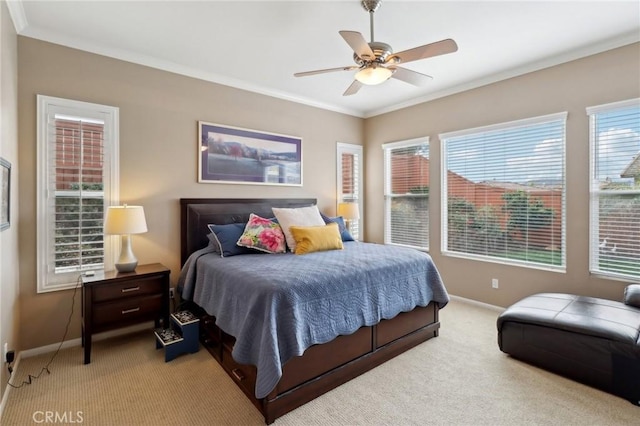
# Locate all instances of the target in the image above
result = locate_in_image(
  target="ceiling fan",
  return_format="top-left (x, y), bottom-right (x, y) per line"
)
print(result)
top-left (294, 0), bottom-right (458, 96)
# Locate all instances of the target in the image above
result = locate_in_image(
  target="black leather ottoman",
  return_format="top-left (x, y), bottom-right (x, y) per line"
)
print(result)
top-left (497, 287), bottom-right (640, 406)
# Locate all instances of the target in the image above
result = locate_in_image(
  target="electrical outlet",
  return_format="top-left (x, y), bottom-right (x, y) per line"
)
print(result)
top-left (169, 288), bottom-right (175, 299)
top-left (491, 278), bottom-right (499, 289)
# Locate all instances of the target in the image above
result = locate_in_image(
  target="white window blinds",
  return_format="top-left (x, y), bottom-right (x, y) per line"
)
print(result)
top-left (383, 138), bottom-right (430, 250)
top-left (37, 96), bottom-right (119, 292)
top-left (51, 117), bottom-right (105, 273)
top-left (337, 143), bottom-right (362, 239)
top-left (588, 99), bottom-right (640, 280)
top-left (441, 113), bottom-right (566, 270)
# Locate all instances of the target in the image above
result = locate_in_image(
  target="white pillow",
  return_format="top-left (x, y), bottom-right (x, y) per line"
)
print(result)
top-left (272, 205), bottom-right (325, 252)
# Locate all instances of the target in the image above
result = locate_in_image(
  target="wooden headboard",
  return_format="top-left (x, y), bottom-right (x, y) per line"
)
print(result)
top-left (179, 198), bottom-right (317, 265)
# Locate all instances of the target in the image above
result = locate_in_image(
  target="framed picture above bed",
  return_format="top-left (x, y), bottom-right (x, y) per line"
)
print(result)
top-left (198, 121), bottom-right (302, 186)
top-left (0, 157), bottom-right (10, 231)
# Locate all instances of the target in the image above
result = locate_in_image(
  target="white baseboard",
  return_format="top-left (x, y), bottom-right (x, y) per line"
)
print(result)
top-left (18, 322), bottom-right (153, 359)
top-left (0, 353), bottom-right (21, 421)
top-left (449, 294), bottom-right (505, 312)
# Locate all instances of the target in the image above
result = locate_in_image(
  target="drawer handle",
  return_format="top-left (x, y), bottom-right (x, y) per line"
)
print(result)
top-left (231, 368), bottom-right (245, 381)
top-left (122, 307), bottom-right (140, 314)
top-left (121, 286), bottom-right (140, 293)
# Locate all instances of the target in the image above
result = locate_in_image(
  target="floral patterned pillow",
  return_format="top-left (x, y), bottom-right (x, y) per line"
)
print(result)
top-left (236, 213), bottom-right (286, 254)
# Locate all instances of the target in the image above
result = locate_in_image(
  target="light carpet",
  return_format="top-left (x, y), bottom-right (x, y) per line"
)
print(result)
top-left (2, 299), bottom-right (638, 425)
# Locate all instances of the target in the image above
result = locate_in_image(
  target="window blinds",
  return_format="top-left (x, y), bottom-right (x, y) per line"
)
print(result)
top-left (588, 99), bottom-right (640, 280)
top-left (337, 143), bottom-right (362, 239)
top-left (49, 115), bottom-right (106, 274)
top-left (383, 139), bottom-right (429, 250)
top-left (441, 113), bottom-right (566, 269)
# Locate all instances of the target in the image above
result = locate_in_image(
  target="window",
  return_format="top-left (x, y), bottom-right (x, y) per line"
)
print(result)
top-left (440, 113), bottom-right (566, 270)
top-left (587, 99), bottom-right (640, 280)
top-left (37, 96), bottom-right (119, 292)
top-left (383, 138), bottom-right (430, 250)
top-left (337, 143), bottom-right (362, 239)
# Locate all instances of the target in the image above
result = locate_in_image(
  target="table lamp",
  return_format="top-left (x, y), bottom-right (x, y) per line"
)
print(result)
top-left (337, 202), bottom-right (360, 233)
top-left (105, 204), bottom-right (148, 272)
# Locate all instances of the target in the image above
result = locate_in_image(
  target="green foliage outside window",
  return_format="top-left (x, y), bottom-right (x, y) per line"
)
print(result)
top-left (54, 195), bottom-right (104, 269)
top-left (408, 186), bottom-right (429, 194)
top-left (447, 191), bottom-right (558, 265)
top-left (502, 191), bottom-right (554, 234)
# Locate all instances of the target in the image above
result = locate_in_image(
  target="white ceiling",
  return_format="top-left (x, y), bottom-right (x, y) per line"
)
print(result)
top-left (8, 1), bottom-right (640, 118)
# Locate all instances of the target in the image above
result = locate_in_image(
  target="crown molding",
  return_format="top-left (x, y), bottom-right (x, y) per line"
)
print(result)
top-left (6, 0), bottom-right (27, 33)
top-left (363, 31), bottom-right (640, 118)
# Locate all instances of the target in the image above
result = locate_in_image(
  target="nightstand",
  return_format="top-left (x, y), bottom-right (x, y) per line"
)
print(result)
top-left (81, 263), bottom-right (170, 364)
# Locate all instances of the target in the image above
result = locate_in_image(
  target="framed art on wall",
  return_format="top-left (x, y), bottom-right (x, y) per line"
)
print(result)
top-left (0, 157), bottom-right (10, 231)
top-left (198, 121), bottom-right (302, 186)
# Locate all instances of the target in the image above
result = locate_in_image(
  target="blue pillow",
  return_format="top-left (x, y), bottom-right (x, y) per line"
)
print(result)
top-left (207, 223), bottom-right (255, 257)
top-left (320, 213), bottom-right (355, 242)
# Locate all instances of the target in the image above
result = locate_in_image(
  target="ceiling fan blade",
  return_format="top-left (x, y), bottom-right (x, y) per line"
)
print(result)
top-left (390, 66), bottom-right (433, 86)
top-left (390, 38), bottom-right (458, 65)
top-left (339, 30), bottom-right (375, 60)
top-left (343, 80), bottom-right (363, 96)
top-left (294, 66), bottom-right (359, 77)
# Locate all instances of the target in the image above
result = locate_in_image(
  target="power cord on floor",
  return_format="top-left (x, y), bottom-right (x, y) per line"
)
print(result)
top-left (6, 274), bottom-right (82, 388)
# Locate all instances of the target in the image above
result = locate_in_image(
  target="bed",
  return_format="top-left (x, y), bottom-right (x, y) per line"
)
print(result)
top-left (178, 198), bottom-right (449, 423)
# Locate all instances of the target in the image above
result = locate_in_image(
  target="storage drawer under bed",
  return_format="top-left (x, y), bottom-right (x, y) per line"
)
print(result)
top-left (218, 326), bottom-right (372, 399)
top-left (376, 303), bottom-right (438, 348)
top-left (221, 340), bottom-right (258, 401)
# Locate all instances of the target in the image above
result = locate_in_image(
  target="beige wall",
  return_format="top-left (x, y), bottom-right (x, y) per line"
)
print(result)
top-left (17, 37), bottom-right (363, 350)
top-left (0, 0), bottom-right (20, 400)
top-left (365, 43), bottom-right (640, 307)
top-left (13, 34), bottom-right (640, 351)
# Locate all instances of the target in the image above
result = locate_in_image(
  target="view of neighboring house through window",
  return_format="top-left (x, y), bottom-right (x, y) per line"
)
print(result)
top-left (440, 113), bottom-right (566, 270)
top-left (337, 143), bottom-right (362, 239)
top-left (383, 138), bottom-right (430, 250)
top-left (588, 98), bottom-right (640, 280)
top-left (37, 96), bottom-right (119, 292)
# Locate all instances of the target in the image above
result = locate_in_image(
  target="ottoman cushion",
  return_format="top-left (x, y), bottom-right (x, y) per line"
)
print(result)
top-left (497, 293), bottom-right (640, 346)
top-left (624, 284), bottom-right (640, 308)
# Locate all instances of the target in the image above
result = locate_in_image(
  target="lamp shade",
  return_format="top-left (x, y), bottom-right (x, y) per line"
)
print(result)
top-left (355, 65), bottom-right (393, 85)
top-left (104, 205), bottom-right (148, 235)
top-left (337, 202), bottom-right (360, 221)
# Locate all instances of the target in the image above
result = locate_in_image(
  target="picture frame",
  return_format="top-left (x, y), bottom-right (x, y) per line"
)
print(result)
top-left (0, 157), bottom-right (10, 231)
top-left (198, 121), bottom-right (302, 186)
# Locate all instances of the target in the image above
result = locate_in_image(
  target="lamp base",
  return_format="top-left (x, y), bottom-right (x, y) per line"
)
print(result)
top-left (115, 261), bottom-right (138, 273)
top-left (115, 234), bottom-right (138, 273)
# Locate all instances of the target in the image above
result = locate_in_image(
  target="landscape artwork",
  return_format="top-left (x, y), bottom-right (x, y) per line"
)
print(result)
top-left (198, 121), bottom-right (302, 186)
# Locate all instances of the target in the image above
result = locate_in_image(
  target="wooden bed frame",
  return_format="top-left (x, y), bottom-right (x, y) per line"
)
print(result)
top-left (180, 198), bottom-right (441, 424)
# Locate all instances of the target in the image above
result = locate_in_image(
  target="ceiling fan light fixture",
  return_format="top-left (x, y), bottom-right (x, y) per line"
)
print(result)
top-left (293, 0), bottom-right (457, 96)
top-left (355, 65), bottom-right (393, 85)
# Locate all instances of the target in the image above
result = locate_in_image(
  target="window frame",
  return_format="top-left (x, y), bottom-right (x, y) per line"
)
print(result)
top-left (336, 142), bottom-right (363, 240)
top-left (587, 98), bottom-right (640, 281)
top-left (382, 137), bottom-right (430, 251)
top-left (37, 95), bottom-right (120, 293)
top-left (440, 112), bottom-right (567, 272)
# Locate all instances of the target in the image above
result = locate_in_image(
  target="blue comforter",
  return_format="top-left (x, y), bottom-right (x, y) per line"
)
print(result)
top-left (179, 241), bottom-right (449, 399)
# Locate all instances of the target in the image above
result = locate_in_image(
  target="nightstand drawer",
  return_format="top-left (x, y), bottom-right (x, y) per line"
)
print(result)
top-left (93, 294), bottom-right (162, 327)
top-left (92, 275), bottom-right (164, 302)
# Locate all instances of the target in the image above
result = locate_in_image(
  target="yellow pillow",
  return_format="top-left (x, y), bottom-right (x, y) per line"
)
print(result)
top-left (289, 223), bottom-right (344, 255)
